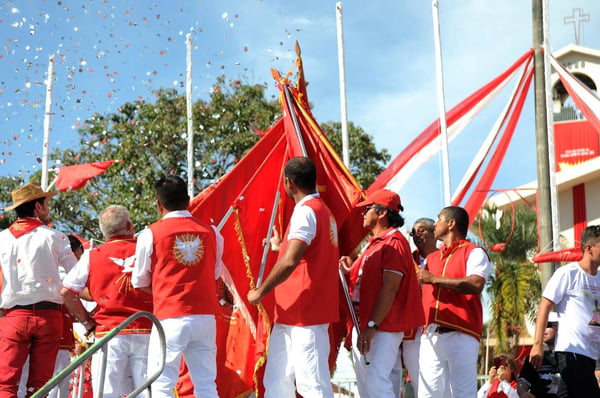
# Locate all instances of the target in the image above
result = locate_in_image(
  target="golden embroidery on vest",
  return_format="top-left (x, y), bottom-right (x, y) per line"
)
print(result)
top-left (110, 255), bottom-right (136, 292)
top-left (329, 216), bottom-right (338, 248)
top-left (173, 233), bottom-right (204, 266)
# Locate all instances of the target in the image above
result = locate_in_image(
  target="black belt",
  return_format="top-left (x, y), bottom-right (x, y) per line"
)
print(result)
top-left (434, 325), bottom-right (457, 334)
top-left (10, 301), bottom-right (61, 311)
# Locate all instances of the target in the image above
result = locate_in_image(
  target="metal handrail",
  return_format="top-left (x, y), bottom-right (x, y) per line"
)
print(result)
top-left (32, 311), bottom-right (166, 398)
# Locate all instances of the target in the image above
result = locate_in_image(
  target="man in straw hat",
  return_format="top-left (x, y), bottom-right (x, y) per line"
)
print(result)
top-left (0, 183), bottom-right (78, 397)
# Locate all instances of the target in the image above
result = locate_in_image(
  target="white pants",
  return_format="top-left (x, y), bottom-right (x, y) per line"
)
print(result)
top-left (148, 315), bottom-right (218, 398)
top-left (417, 329), bottom-right (479, 398)
top-left (391, 327), bottom-right (422, 397)
top-left (91, 333), bottom-right (150, 398)
top-left (264, 323), bottom-right (333, 398)
top-left (48, 349), bottom-right (72, 398)
top-left (352, 328), bottom-right (404, 398)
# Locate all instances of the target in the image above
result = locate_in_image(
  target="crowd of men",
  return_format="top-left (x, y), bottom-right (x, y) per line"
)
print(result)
top-left (0, 156), bottom-right (599, 398)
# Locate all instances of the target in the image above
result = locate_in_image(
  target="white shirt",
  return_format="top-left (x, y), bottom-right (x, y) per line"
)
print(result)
top-left (286, 193), bottom-right (319, 245)
top-left (0, 221), bottom-right (78, 308)
top-left (466, 247), bottom-right (492, 281)
top-left (543, 261), bottom-right (600, 359)
top-left (131, 210), bottom-right (224, 289)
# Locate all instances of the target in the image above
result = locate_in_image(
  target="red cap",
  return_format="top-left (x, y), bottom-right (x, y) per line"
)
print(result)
top-left (357, 189), bottom-right (402, 211)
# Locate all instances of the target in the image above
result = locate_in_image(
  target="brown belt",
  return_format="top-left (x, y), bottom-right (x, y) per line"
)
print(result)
top-left (10, 301), bottom-right (61, 311)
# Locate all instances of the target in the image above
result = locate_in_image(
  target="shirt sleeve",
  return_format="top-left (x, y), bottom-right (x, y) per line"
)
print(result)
top-left (131, 227), bottom-right (154, 288)
top-left (62, 250), bottom-right (91, 294)
top-left (287, 204), bottom-right (317, 245)
top-left (466, 247), bottom-right (492, 280)
top-left (212, 226), bottom-right (224, 280)
top-left (542, 266), bottom-right (565, 305)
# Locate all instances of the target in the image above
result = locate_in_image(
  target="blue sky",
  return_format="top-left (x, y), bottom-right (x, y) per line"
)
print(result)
top-left (1, 0), bottom-right (600, 225)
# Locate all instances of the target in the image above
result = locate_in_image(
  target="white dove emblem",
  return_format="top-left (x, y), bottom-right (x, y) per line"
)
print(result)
top-left (173, 234), bottom-right (204, 266)
top-left (109, 255), bottom-right (137, 273)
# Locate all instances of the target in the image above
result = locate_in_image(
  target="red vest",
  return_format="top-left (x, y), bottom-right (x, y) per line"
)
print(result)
top-left (423, 240), bottom-right (484, 341)
top-left (88, 236), bottom-right (153, 337)
top-left (148, 217), bottom-right (218, 320)
top-left (274, 197), bottom-right (340, 326)
top-left (352, 228), bottom-right (425, 332)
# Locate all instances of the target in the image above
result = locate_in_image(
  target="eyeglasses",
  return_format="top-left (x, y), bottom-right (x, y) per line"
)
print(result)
top-left (410, 227), bottom-right (433, 237)
top-left (362, 205), bottom-right (375, 215)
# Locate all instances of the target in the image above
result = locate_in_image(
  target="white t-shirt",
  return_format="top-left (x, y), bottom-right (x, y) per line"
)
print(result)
top-left (543, 261), bottom-right (600, 359)
top-left (466, 247), bottom-right (492, 281)
top-left (286, 193), bottom-right (319, 245)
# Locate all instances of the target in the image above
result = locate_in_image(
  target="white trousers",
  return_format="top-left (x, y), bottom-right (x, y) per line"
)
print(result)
top-left (48, 350), bottom-right (72, 398)
top-left (91, 333), bottom-right (150, 398)
top-left (417, 329), bottom-right (479, 398)
top-left (352, 328), bottom-right (404, 398)
top-left (392, 327), bottom-right (422, 397)
top-left (264, 323), bottom-right (333, 398)
top-left (148, 315), bottom-right (218, 398)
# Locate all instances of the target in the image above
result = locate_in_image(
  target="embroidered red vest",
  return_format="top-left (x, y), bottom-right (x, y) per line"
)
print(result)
top-left (274, 197), bottom-right (340, 326)
top-left (148, 217), bottom-right (218, 320)
top-left (88, 237), bottom-right (153, 336)
top-left (424, 240), bottom-right (484, 341)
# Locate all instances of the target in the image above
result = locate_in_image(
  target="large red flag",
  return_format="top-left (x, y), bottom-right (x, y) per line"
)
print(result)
top-left (187, 66), bottom-right (363, 397)
top-left (54, 160), bottom-right (118, 191)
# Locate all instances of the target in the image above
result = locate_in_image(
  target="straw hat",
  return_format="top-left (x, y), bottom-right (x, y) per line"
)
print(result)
top-left (4, 183), bottom-right (57, 211)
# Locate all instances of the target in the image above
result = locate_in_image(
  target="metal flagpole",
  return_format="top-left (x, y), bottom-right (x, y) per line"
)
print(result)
top-left (338, 267), bottom-right (369, 365)
top-left (432, 0), bottom-right (452, 206)
top-left (186, 33), bottom-right (195, 198)
top-left (256, 191), bottom-right (281, 288)
top-left (283, 85), bottom-right (308, 157)
top-left (41, 55), bottom-right (55, 191)
top-left (335, 2), bottom-right (350, 168)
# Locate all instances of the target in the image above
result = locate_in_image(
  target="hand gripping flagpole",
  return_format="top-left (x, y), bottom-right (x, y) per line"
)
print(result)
top-left (338, 267), bottom-right (369, 365)
top-left (256, 191), bottom-right (280, 289)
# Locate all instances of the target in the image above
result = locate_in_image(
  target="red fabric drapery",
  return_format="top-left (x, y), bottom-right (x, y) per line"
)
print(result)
top-left (573, 183), bottom-right (587, 247)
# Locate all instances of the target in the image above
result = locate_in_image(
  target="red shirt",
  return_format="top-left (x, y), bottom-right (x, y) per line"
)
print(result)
top-left (148, 217), bottom-right (219, 320)
top-left (350, 228), bottom-right (424, 332)
top-left (274, 196), bottom-right (340, 326)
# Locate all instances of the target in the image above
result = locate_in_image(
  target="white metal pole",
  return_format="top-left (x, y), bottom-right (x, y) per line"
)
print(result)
top-left (335, 2), bottom-right (350, 168)
top-left (41, 55), bottom-right (55, 191)
top-left (432, 0), bottom-right (452, 205)
top-left (543, 0), bottom-right (560, 251)
top-left (186, 33), bottom-right (194, 198)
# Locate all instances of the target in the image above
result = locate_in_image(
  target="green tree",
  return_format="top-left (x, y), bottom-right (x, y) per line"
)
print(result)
top-left (321, 121), bottom-right (390, 188)
top-left (48, 77), bottom-right (388, 236)
top-left (0, 176), bottom-right (23, 229)
top-left (476, 204), bottom-right (541, 354)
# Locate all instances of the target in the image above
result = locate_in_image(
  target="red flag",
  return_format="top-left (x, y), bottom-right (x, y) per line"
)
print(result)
top-left (54, 160), bottom-right (118, 191)
top-left (186, 70), bottom-right (363, 397)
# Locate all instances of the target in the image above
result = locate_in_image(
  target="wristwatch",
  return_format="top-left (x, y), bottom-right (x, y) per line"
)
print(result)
top-left (367, 320), bottom-right (378, 330)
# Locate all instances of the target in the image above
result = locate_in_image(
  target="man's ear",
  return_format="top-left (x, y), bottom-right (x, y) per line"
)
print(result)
top-left (447, 218), bottom-right (456, 231)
